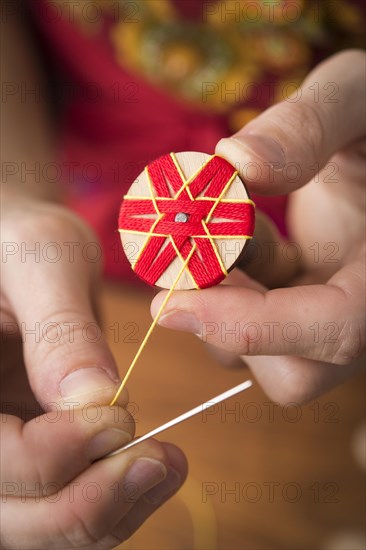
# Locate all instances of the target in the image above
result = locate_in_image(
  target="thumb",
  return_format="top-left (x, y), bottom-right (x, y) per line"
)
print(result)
top-left (2, 206), bottom-right (125, 410)
top-left (217, 49), bottom-right (366, 195)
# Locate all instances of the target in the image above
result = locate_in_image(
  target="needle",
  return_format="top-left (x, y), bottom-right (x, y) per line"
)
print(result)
top-left (105, 380), bottom-right (253, 458)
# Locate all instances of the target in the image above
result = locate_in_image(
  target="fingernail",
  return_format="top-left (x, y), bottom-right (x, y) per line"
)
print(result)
top-left (232, 134), bottom-right (286, 167)
top-left (158, 311), bottom-right (201, 335)
top-left (143, 467), bottom-right (181, 505)
top-left (88, 428), bottom-right (132, 461)
top-left (124, 458), bottom-right (167, 496)
top-left (59, 367), bottom-right (119, 402)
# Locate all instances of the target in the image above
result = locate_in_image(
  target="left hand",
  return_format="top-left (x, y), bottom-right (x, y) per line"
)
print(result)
top-left (151, 50), bottom-right (366, 405)
top-left (0, 199), bottom-right (187, 548)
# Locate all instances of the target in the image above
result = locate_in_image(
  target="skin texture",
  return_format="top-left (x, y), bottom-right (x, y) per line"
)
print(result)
top-left (1, 9), bottom-right (187, 548)
top-left (0, 199), bottom-right (188, 549)
top-left (152, 50), bottom-right (366, 405)
top-left (1, 8), bottom-right (364, 546)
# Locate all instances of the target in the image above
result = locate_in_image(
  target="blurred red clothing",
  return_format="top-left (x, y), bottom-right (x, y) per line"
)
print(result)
top-left (29, 0), bottom-right (363, 282)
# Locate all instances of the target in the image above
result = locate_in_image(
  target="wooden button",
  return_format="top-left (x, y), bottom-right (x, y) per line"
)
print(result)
top-left (118, 151), bottom-right (255, 289)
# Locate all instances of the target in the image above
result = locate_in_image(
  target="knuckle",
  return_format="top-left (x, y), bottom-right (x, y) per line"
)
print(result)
top-left (238, 307), bottom-right (265, 357)
top-left (15, 208), bottom-right (69, 241)
top-left (273, 368), bottom-right (320, 406)
top-left (101, 533), bottom-right (126, 548)
top-left (272, 100), bottom-right (326, 164)
top-left (296, 101), bottom-right (327, 159)
top-left (60, 508), bottom-right (100, 548)
top-left (111, 407), bottom-right (136, 438)
top-left (24, 308), bottom-right (101, 365)
top-left (239, 330), bottom-right (257, 356)
top-left (9, 204), bottom-right (98, 255)
top-left (329, 321), bottom-right (365, 365)
top-left (135, 439), bottom-right (169, 469)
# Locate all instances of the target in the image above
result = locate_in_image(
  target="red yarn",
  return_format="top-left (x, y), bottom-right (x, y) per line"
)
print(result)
top-left (119, 154), bottom-right (255, 288)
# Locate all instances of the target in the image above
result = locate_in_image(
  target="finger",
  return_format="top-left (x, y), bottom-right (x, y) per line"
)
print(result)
top-left (196, 291), bottom-right (363, 403)
top-left (151, 258), bottom-right (365, 365)
top-left (111, 442), bottom-right (188, 541)
top-left (222, 266), bottom-right (267, 292)
top-left (242, 354), bottom-right (363, 406)
top-left (0, 440), bottom-right (182, 549)
top-left (204, 341), bottom-right (243, 370)
top-left (236, 211), bottom-right (302, 288)
top-left (205, 269), bottom-right (264, 369)
top-left (216, 50), bottom-right (366, 195)
top-left (1, 204), bottom-right (126, 409)
top-left (0, 406), bottom-right (135, 486)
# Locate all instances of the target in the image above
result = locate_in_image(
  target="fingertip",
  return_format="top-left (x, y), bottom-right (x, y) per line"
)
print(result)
top-left (150, 290), bottom-right (168, 320)
top-left (216, 134), bottom-right (286, 169)
top-left (139, 442), bottom-right (187, 508)
top-left (216, 136), bottom-right (258, 171)
top-left (87, 427), bottom-right (134, 462)
top-left (107, 444), bottom-right (188, 541)
top-left (49, 367), bottom-right (128, 410)
top-left (216, 135), bottom-right (285, 195)
top-left (160, 442), bottom-right (188, 484)
top-left (117, 385), bottom-right (130, 407)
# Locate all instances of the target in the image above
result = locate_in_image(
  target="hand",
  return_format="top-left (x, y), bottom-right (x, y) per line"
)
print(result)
top-left (0, 196), bottom-right (187, 548)
top-left (0, 406), bottom-right (187, 548)
top-left (151, 50), bottom-right (366, 405)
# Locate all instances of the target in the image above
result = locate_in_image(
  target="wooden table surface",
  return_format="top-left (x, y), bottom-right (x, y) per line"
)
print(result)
top-left (101, 283), bottom-right (365, 550)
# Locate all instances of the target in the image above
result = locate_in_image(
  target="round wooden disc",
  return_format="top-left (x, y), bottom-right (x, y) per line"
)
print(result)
top-left (119, 151), bottom-right (255, 289)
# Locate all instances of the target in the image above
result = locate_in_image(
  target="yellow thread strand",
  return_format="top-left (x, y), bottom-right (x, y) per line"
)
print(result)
top-left (193, 197), bottom-right (255, 205)
top-left (119, 228), bottom-right (253, 240)
top-left (176, 154), bottom-right (219, 192)
top-left (130, 167), bottom-right (163, 269)
top-left (205, 170), bottom-right (239, 224)
top-left (170, 152), bottom-right (194, 201)
top-left (170, 237), bottom-right (199, 289)
top-left (116, 159), bottom-right (255, 406)
top-left (110, 244), bottom-right (197, 406)
top-left (201, 219), bottom-right (228, 277)
top-left (130, 214), bottom-right (163, 271)
top-left (145, 167), bottom-right (160, 216)
top-left (122, 195), bottom-right (255, 205)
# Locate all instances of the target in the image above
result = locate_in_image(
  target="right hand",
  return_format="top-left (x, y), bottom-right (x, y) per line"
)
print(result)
top-left (0, 194), bottom-right (187, 548)
top-left (151, 50), bottom-right (366, 405)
